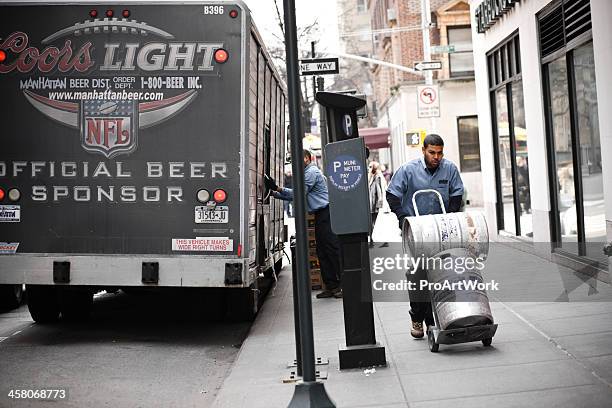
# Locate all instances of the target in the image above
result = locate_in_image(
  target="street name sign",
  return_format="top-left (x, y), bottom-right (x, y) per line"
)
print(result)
top-left (299, 58), bottom-right (340, 76)
top-left (414, 61), bottom-right (442, 71)
top-left (430, 45), bottom-right (455, 54)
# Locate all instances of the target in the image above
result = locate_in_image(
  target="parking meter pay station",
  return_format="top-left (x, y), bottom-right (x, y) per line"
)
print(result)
top-left (315, 92), bottom-right (386, 369)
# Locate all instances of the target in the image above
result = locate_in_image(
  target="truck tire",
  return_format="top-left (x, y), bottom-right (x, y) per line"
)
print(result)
top-left (225, 288), bottom-right (258, 322)
top-left (60, 289), bottom-right (93, 321)
top-left (26, 285), bottom-right (60, 323)
top-left (0, 284), bottom-right (24, 310)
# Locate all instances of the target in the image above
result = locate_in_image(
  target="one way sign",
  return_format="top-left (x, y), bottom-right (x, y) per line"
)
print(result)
top-left (299, 58), bottom-right (340, 76)
top-left (414, 61), bottom-right (442, 71)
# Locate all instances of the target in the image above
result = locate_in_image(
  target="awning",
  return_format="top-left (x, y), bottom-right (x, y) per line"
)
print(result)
top-left (359, 127), bottom-right (390, 149)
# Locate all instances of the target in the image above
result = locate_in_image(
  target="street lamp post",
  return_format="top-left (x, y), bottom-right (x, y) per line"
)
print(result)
top-left (284, 0), bottom-right (335, 406)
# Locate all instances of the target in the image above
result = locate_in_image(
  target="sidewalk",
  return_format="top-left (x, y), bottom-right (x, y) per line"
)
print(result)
top-left (212, 212), bottom-right (612, 407)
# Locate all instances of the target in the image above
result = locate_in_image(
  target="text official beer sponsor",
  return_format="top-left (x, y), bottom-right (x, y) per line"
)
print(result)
top-left (0, 161), bottom-right (227, 203)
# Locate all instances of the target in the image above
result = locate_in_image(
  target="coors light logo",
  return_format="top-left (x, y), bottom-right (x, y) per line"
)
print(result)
top-left (1, 17), bottom-right (224, 158)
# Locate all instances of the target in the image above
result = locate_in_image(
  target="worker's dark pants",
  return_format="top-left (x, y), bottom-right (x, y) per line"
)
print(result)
top-left (314, 206), bottom-right (342, 291)
top-left (407, 266), bottom-right (434, 326)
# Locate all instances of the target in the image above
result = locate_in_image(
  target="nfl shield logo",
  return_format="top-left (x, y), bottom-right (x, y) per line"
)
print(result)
top-left (81, 99), bottom-right (138, 158)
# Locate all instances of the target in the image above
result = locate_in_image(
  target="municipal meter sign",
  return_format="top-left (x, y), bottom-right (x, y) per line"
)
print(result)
top-left (324, 138), bottom-right (370, 235)
top-left (417, 85), bottom-right (440, 118)
top-left (328, 154), bottom-right (364, 192)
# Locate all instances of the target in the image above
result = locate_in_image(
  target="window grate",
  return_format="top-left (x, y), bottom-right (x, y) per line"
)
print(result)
top-left (487, 32), bottom-right (521, 90)
top-left (539, 0), bottom-right (592, 58)
top-left (539, 6), bottom-right (564, 57)
top-left (564, 0), bottom-right (591, 43)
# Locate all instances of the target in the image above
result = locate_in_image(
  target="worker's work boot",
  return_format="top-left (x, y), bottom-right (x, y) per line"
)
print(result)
top-left (411, 321), bottom-right (424, 338)
top-left (316, 287), bottom-right (340, 299)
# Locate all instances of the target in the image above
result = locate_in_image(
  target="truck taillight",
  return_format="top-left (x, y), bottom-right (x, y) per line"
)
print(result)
top-left (89, 9), bottom-right (98, 18)
top-left (8, 189), bottom-right (20, 202)
top-left (214, 49), bottom-right (229, 64)
top-left (213, 189), bottom-right (227, 203)
top-left (122, 9), bottom-right (130, 18)
top-left (0, 188), bottom-right (4, 201)
top-left (197, 189), bottom-right (210, 203)
top-left (237, 244), bottom-right (242, 257)
top-left (229, 9), bottom-right (238, 18)
top-left (106, 9), bottom-right (114, 18)
top-left (0, 50), bottom-right (6, 63)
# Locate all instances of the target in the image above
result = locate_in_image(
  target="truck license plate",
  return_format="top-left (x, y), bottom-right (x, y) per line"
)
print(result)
top-left (0, 205), bottom-right (20, 223)
top-left (195, 206), bottom-right (228, 224)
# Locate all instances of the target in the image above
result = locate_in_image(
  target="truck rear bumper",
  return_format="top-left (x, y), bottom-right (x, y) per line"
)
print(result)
top-left (0, 255), bottom-right (251, 287)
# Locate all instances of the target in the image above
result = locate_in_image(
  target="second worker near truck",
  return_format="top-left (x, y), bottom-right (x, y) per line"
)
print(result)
top-left (386, 134), bottom-right (465, 339)
top-left (265, 149), bottom-right (343, 299)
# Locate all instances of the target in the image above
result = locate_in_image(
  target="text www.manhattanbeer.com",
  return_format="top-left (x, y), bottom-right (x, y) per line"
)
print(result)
top-left (48, 90), bottom-right (164, 101)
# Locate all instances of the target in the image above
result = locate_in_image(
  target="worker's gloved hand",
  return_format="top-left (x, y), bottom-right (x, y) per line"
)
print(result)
top-left (264, 174), bottom-right (278, 192)
top-left (398, 215), bottom-right (406, 230)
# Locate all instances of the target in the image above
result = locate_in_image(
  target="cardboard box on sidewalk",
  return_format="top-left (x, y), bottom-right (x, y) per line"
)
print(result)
top-left (310, 268), bottom-right (323, 290)
top-left (306, 215), bottom-right (316, 228)
top-left (307, 228), bottom-right (316, 240)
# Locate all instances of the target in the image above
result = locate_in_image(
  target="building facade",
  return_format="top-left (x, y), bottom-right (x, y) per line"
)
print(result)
top-left (470, 0), bottom-right (610, 277)
top-left (370, 0), bottom-right (484, 206)
top-left (336, 0), bottom-right (377, 126)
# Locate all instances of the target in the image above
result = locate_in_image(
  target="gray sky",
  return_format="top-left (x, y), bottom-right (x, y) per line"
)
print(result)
top-left (243, 0), bottom-right (339, 55)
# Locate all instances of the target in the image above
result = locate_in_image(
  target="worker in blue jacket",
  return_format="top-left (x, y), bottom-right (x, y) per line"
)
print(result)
top-left (265, 149), bottom-right (342, 299)
top-left (386, 134), bottom-right (464, 338)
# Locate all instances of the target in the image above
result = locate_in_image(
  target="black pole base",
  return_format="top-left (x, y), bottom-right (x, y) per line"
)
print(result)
top-left (338, 343), bottom-right (387, 370)
top-left (288, 381), bottom-right (335, 408)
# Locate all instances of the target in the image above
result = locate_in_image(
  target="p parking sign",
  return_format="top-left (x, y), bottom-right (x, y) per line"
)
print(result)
top-left (324, 138), bottom-right (370, 235)
top-left (327, 154), bottom-right (364, 192)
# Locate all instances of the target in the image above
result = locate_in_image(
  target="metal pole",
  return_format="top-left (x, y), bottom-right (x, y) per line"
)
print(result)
top-left (420, 0), bottom-right (437, 133)
top-left (290, 241), bottom-right (302, 377)
top-left (284, 0), bottom-right (334, 406)
top-left (325, 51), bottom-right (424, 76)
top-left (311, 41), bottom-right (317, 106)
top-left (317, 77), bottom-right (328, 147)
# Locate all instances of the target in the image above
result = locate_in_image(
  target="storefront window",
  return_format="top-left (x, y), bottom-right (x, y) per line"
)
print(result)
top-left (488, 32), bottom-right (528, 238)
top-left (511, 81), bottom-right (532, 238)
top-left (495, 88), bottom-right (515, 235)
top-left (573, 42), bottom-right (605, 262)
top-left (547, 56), bottom-right (577, 252)
top-left (539, 0), bottom-right (605, 265)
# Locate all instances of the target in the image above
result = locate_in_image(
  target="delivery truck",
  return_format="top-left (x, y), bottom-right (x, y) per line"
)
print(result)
top-left (0, 1), bottom-right (287, 321)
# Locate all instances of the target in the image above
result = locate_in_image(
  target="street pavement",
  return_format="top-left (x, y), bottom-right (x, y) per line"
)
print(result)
top-left (212, 211), bottom-right (612, 408)
top-left (0, 289), bottom-right (252, 408)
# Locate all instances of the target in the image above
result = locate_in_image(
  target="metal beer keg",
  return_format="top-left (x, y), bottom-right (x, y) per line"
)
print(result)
top-left (426, 248), bottom-right (494, 330)
top-left (402, 190), bottom-right (489, 260)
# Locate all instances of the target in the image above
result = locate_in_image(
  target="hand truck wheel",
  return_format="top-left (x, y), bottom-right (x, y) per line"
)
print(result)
top-left (427, 330), bottom-right (439, 353)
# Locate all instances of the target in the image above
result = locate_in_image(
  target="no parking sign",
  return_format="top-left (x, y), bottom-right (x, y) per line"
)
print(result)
top-left (417, 85), bottom-right (440, 118)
